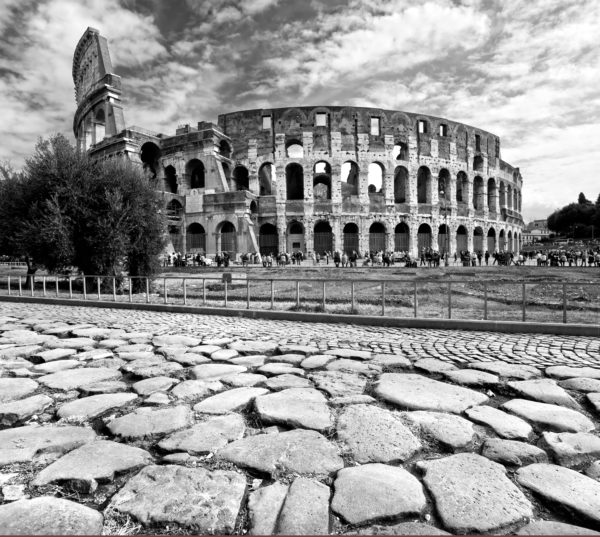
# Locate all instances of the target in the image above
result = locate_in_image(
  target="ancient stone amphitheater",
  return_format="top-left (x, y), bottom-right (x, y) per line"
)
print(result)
top-left (74, 27), bottom-right (524, 259)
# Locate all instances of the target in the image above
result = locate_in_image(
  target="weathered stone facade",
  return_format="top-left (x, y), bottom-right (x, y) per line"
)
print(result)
top-left (73, 28), bottom-right (524, 259)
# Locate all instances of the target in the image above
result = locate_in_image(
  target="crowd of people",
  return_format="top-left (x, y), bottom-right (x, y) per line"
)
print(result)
top-left (162, 247), bottom-right (600, 269)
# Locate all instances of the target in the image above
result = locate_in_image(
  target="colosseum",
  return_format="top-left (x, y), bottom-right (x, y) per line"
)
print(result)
top-left (73, 27), bottom-right (524, 260)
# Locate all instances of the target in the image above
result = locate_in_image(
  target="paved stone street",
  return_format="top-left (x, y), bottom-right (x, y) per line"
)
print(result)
top-left (0, 302), bottom-right (600, 535)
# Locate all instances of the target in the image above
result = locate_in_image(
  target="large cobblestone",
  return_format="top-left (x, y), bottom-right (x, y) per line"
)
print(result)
top-left (0, 302), bottom-right (599, 535)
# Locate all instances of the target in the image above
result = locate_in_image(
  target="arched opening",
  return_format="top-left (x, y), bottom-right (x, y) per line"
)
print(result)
top-left (417, 166), bottom-right (431, 204)
top-left (249, 200), bottom-right (258, 215)
top-left (140, 142), bottom-right (161, 180)
top-left (487, 228), bottom-right (496, 253)
top-left (456, 171), bottom-right (467, 203)
top-left (487, 178), bottom-right (497, 212)
top-left (506, 185), bottom-right (513, 210)
top-left (168, 225), bottom-right (182, 253)
top-left (473, 155), bottom-right (484, 172)
top-left (507, 230), bottom-right (513, 253)
top-left (368, 162), bottom-right (384, 194)
top-left (513, 189), bottom-right (518, 212)
top-left (222, 162), bottom-right (230, 184)
top-left (456, 225), bottom-right (468, 253)
top-left (438, 224), bottom-right (449, 255)
top-left (259, 223), bottom-right (278, 255)
top-left (314, 221), bottom-right (333, 254)
top-left (417, 223), bottom-right (432, 252)
top-left (164, 165), bottom-right (177, 194)
top-left (473, 226), bottom-right (484, 253)
top-left (499, 182), bottom-right (506, 207)
top-left (286, 163), bottom-right (304, 200)
top-left (166, 199), bottom-right (183, 224)
top-left (394, 166), bottom-right (408, 203)
top-left (186, 223), bottom-right (206, 253)
top-left (218, 221), bottom-right (236, 255)
top-left (94, 108), bottom-right (105, 143)
top-left (233, 166), bottom-right (249, 191)
top-left (343, 223), bottom-right (359, 254)
top-left (369, 222), bottom-right (386, 252)
top-left (473, 176), bottom-right (484, 210)
top-left (395, 222), bottom-right (410, 251)
top-left (499, 229), bottom-right (506, 251)
top-left (186, 159), bottom-right (205, 189)
top-left (286, 140), bottom-right (304, 159)
top-left (259, 163), bottom-right (275, 195)
top-left (313, 161), bottom-right (331, 200)
top-left (341, 161), bottom-right (359, 197)
top-left (219, 140), bottom-right (231, 159)
top-left (287, 220), bottom-right (305, 253)
top-left (392, 142), bottom-right (408, 161)
top-left (438, 169), bottom-right (451, 205)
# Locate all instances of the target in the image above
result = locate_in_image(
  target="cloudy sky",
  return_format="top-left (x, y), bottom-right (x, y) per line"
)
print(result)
top-left (1, 0), bottom-right (598, 221)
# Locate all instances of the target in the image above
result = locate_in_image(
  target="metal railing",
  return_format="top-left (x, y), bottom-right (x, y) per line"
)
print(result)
top-left (0, 274), bottom-right (599, 326)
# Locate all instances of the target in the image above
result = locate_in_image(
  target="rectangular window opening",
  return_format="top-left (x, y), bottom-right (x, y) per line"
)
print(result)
top-left (418, 120), bottom-right (427, 134)
top-left (315, 112), bottom-right (327, 127)
top-left (370, 117), bottom-right (380, 136)
top-left (439, 124), bottom-right (448, 136)
top-left (262, 115), bottom-right (272, 130)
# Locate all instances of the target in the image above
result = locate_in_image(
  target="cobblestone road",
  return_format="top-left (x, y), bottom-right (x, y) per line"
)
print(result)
top-left (1, 302), bottom-right (599, 367)
top-left (1, 301), bottom-right (600, 535)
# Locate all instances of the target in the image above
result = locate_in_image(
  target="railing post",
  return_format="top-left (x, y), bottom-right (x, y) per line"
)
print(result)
top-left (55, 276), bottom-right (59, 297)
top-left (562, 283), bottom-right (567, 324)
top-left (203, 279), bottom-right (206, 305)
top-left (447, 281), bottom-right (452, 319)
top-left (270, 280), bottom-right (274, 309)
top-left (146, 278), bottom-right (150, 303)
top-left (484, 282), bottom-right (488, 320)
top-left (246, 279), bottom-right (250, 309)
top-left (381, 281), bottom-right (386, 316)
top-left (7, 276), bottom-right (10, 296)
top-left (30, 276), bottom-right (34, 296)
top-left (224, 280), bottom-right (228, 308)
top-left (322, 280), bottom-right (326, 311)
top-left (112, 277), bottom-right (116, 301)
top-left (18, 276), bottom-right (22, 296)
top-left (296, 280), bottom-right (300, 308)
top-left (413, 281), bottom-right (418, 318)
top-left (68, 276), bottom-right (72, 299)
top-left (97, 277), bottom-right (101, 300)
top-left (351, 281), bottom-right (355, 312)
top-left (129, 278), bottom-right (133, 303)
top-left (83, 276), bottom-right (87, 300)
top-left (42, 276), bottom-right (46, 297)
top-left (183, 278), bottom-right (187, 305)
top-left (163, 278), bottom-right (168, 304)
top-left (522, 282), bottom-right (526, 322)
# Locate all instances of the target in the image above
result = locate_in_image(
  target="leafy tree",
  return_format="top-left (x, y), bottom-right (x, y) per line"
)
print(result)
top-left (0, 134), bottom-right (166, 289)
top-left (578, 192), bottom-right (591, 204)
top-left (547, 193), bottom-right (598, 238)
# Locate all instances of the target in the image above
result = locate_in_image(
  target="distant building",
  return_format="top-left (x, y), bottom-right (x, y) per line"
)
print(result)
top-left (72, 27), bottom-right (524, 259)
top-left (523, 219), bottom-right (551, 243)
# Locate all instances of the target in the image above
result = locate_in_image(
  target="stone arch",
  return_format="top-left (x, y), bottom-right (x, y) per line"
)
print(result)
top-left (394, 166), bottom-right (409, 203)
top-left (94, 107), bottom-right (106, 143)
top-left (233, 165), bottom-right (249, 191)
top-left (219, 140), bottom-right (231, 159)
top-left (499, 228), bottom-right (506, 251)
top-left (456, 224), bottom-right (468, 253)
top-left (487, 178), bottom-right (497, 211)
top-left (473, 226), bottom-right (484, 253)
top-left (506, 184), bottom-right (513, 210)
top-left (286, 163), bottom-right (304, 200)
top-left (286, 139), bottom-right (304, 159)
top-left (438, 168), bottom-right (451, 204)
top-left (259, 222), bottom-right (278, 255)
top-left (259, 162), bottom-right (275, 195)
top-left (417, 223), bottom-right (432, 252)
top-left (217, 221), bottom-right (236, 255)
top-left (456, 171), bottom-right (468, 203)
top-left (487, 227), bottom-right (496, 253)
top-left (314, 220), bottom-right (333, 254)
top-left (186, 159), bottom-right (205, 189)
top-left (341, 161), bottom-right (359, 197)
top-left (186, 223), bottom-right (206, 253)
top-left (368, 162), bottom-right (385, 194)
top-left (313, 160), bottom-right (332, 200)
top-left (140, 142), bottom-right (161, 179)
top-left (473, 155), bottom-right (484, 172)
top-left (417, 166), bottom-right (432, 203)
top-left (392, 142), bottom-right (409, 161)
top-left (499, 181), bottom-right (506, 207)
top-left (164, 165), bottom-right (177, 194)
top-left (507, 230), bottom-right (513, 252)
top-left (473, 176), bottom-right (484, 210)
top-left (395, 222), bottom-right (410, 252)
top-left (369, 222), bottom-right (386, 252)
top-left (343, 222), bottom-right (359, 254)
top-left (438, 223), bottom-right (450, 255)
